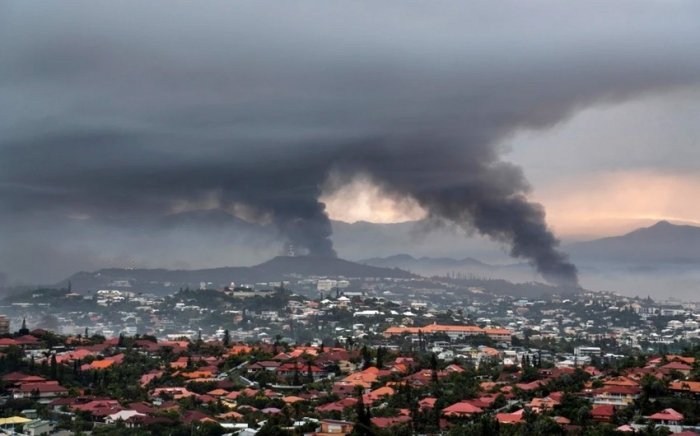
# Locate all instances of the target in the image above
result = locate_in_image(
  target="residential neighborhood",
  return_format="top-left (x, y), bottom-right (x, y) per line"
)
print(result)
top-left (2, 278), bottom-right (700, 435)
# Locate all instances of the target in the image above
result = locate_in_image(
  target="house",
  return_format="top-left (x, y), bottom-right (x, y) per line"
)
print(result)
top-left (73, 400), bottom-right (123, 420)
top-left (23, 419), bottom-right (54, 436)
top-left (669, 381), bottom-right (700, 398)
top-left (592, 385), bottom-right (640, 406)
top-left (659, 361), bottom-right (692, 377)
top-left (363, 386), bottom-right (395, 405)
top-left (139, 370), bottom-right (163, 387)
top-left (127, 402), bottom-right (157, 415)
top-left (419, 397), bottom-right (437, 410)
top-left (307, 419), bottom-right (354, 436)
top-left (12, 381), bottom-right (68, 401)
top-left (554, 416), bottom-right (571, 425)
top-left (442, 401), bottom-right (483, 418)
top-left (337, 367), bottom-right (380, 391)
top-left (317, 397), bottom-right (358, 413)
top-left (282, 395), bottom-right (305, 404)
top-left (527, 396), bottom-right (560, 413)
top-left (14, 335), bottom-right (42, 348)
top-left (496, 409), bottom-right (524, 424)
top-left (2, 372), bottom-right (47, 385)
top-left (246, 361), bottom-right (280, 373)
top-left (371, 415), bottom-right (411, 429)
top-left (151, 387), bottom-right (195, 400)
top-left (0, 337), bottom-right (19, 348)
top-left (591, 404), bottom-right (616, 423)
top-left (383, 324), bottom-right (512, 343)
top-left (516, 380), bottom-right (546, 392)
top-left (181, 410), bottom-right (217, 425)
top-left (648, 408), bottom-right (684, 426)
top-left (106, 410), bottom-right (145, 424)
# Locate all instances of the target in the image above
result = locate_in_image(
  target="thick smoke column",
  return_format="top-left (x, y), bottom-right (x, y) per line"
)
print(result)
top-left (1, 1), bottom-right (700, 284)
top-left (329, 137), bottom-right (579, 286)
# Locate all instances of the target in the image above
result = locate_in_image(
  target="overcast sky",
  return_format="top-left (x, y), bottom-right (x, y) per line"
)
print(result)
top-left (2, 1), bottom-right (700, 283)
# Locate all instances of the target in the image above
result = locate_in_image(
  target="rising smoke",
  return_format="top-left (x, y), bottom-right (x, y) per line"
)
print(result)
top-left (2, 1), bottom-right (700, 285)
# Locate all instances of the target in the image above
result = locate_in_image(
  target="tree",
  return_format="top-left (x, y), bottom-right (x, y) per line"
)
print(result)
top-left (352, 386), bottom-right (373, 435)
top-left (50, 353), bottom-right (58, 380)
top-left (361, 345), bottom-right (372, 370)
top-left (19, 318), bottom-right (29, 335)
top-left (292, 361), bottom-right (301, 386)
top-left (430, 353), bottom-right (439, 384)
top-left (376, 347), bottom-right (385, 369)
top-left (192, 421), bottom-right (225, 436)
top-left (306, 361), bottom-right (314, 383)
top-left (223, 329), bottom-right (230, 347)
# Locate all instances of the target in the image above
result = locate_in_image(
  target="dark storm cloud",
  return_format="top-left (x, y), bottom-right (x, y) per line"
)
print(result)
top-left (2, 1), bottom-right (700, 284)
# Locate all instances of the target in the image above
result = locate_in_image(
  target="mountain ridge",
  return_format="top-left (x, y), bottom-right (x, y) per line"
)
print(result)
top-left (567, 220), bottom-right (700, 264)
top-left (61, 256), bottom-right (415, 294)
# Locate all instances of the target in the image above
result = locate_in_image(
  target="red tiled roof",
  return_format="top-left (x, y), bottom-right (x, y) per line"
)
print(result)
top-left (15, 381), bottom-right (68, 394)
top-left (0, 338), bottom-right (19, 346)
top-left (591, 404), bottom-right (616, 418)
top-left (443, 401), bottom-right (483, 417)
top-left (516, 380), bottom-right (545, 391)
top-left (419, 397), bottom-right (437, 409)
top-left (670, 381), bottom-right (700, 394)
top-left (2, 372), bottom-right (46, 383)
top-left (649, 408), bottom-right (684, 422)
top-left (14, 335), bottom-right (40, 344)
top-left (317, 397), bottom-right (358, 413)
top-left (371, 416), bottom-right (411, 428)
top-left (594, 385), bottom-right (640, 396)
top-left (496, 409), bottom-right (524, 424)
top-left (660, 361), bottom-right (692, 371)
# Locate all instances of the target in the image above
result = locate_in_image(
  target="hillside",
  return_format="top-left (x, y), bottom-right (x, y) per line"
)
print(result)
top-left (360, 253), bottom-right (536, 282)
top-left (62, 256), bottom-right (415, 293)
top-left (567, 221), bottom-right (700, 264)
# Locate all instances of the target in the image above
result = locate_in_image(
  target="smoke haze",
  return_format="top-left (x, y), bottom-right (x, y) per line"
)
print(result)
top-left (2, 1), bottom-right (700, 285)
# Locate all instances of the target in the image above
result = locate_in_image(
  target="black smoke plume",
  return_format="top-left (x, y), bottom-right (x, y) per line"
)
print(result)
top-left (1, 2), bottom-right (700, 284)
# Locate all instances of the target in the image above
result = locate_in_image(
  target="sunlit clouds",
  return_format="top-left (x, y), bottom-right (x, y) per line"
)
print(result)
top-left (534, 170), bottom-right (700, 239)
top-left (321, 177), bottom-right (426, 224)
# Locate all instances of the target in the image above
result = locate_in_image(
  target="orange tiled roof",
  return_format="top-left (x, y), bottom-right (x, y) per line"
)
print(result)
top-left (90, 360), bottom-right (116, 369)
top-left (443, 401), bottom-right (483, 416)
top-left (670, 381), bottom-right (700, 393)
top-left (385, 324), bottom-right (511, 337)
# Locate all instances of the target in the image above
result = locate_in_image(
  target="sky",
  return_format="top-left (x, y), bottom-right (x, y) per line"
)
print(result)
top-left (2, 1), bottom-right (700, 284)
top-left (325, 87), bottom-right (700, 239)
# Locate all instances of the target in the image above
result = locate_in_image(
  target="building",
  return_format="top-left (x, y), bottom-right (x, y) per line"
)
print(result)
top-left (23, 419), bottom-right (54, 436)
top-left (575, 346), bottom-right (602, 357)
top-left (317, 280), bottom-right (337, 292)
top-left (592, 385), bottom-right (640, 406)
top-left (0, 315), bottom-right (9, 335)
top-left (317, 279), bottom-right (350, 293)
top-left (383, 324), bottom-right (512, 344)
top-left (308, 419), bottom-right (354, 435)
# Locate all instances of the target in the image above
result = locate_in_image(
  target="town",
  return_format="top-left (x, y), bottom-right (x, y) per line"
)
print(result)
top-left (2, 272), bottom-right (700, 435)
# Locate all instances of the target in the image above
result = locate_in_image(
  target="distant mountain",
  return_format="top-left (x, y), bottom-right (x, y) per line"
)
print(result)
top-left (331, 219), bottom-right (507, 263)
top-left (62, 256), bottom-right (415, 294)
top-left (567, 221), bottom-right (700, 265)
top-left (360, 253), bottom-right (536, 282)
top-left (361, 254), bottom-right (487, 274)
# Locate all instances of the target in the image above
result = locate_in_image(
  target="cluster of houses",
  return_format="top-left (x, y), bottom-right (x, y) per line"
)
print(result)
top-left (2, 326), bottom-right (700, 435)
